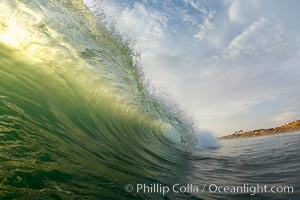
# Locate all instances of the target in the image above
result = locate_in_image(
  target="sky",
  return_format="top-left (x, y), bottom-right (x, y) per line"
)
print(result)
top-left (84, 0), bottom-right (300, 136)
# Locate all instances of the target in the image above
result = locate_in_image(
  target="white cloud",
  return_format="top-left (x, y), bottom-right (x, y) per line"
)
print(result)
top-left (194, 10), bottom-right (215, 41)
top-left (222, 18), bottom-right (297, 63)
top-left (223, 18), bottom-right (266, 60)
top-left (228, 0), bottom-right (260, 24)
top-left (179, 10), bottom-right (198, 25)
top-left (272, 112), bottom-right (299, 124)
top-left (183, 0), bottom-right (208, 14)
top-left (198, 99), bottom-right (262, 120)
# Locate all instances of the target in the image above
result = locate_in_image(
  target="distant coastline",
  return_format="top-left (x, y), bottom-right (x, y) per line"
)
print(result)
top-left (220, 120), bottom-right (300, 139)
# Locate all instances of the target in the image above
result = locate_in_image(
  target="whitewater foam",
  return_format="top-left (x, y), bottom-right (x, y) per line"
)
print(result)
top-left (195, 130), bottom-right (220, 149)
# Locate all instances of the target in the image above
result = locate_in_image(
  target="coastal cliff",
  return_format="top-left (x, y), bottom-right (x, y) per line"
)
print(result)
top-left (221, 120), bottom-right (300, 139)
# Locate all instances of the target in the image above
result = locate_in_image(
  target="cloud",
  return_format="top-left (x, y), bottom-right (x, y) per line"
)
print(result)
top-left (228, 0), bottom-right (260, 24)
top-left (183, 0), bottom-right (209, 14)
top-left (272, 112), bottom-right (299, 124)
top-left (222, 18), bottom-right (297, 63)
top-left (194, 10), bottom-right (215, 41)
top-left (222, 18), bottom-right (267, 60)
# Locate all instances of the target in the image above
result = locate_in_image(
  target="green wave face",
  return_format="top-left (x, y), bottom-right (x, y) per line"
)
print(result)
top-left (0, 0), bottom-right (195, 199)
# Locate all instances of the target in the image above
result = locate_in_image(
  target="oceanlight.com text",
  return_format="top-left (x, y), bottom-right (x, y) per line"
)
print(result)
top-left (125, 183), bottom-right (294, 196)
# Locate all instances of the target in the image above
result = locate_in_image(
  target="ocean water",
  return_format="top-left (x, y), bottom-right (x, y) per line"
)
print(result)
top-left (188, 132), bottom-right (300, 200)
top-left (0, 0), bottom-right (299, 199)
